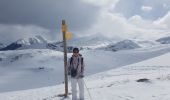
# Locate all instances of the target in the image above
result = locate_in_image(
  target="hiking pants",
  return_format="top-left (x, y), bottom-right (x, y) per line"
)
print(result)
top-left (71, 78), bottom-right (84, 100)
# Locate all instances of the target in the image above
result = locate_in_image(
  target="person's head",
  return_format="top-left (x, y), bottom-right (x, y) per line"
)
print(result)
top-left (73, 48), bottom-right (79, 56)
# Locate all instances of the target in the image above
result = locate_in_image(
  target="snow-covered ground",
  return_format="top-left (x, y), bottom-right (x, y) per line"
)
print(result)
top-left (0, 44), bottom-right (170, 100)
top-left (0, 44), bottom-right (170, 93)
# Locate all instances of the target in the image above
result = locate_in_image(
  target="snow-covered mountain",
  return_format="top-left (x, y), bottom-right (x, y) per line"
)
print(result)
top-left (0, 34), bottom-right (117, 51)
top-left (102, 40), bottom-right (140, 51)
top-left (156, 36), bottom-right (170, 44)
top-left (1, 34), bottom-right (161, 52)
top-left (131, 39), bottom-right (159, 47)
top-left (67, 33), bottom-right (117, 49)
top-left (0, 33), bottom-right (170, 99)
top-left (47, 41), bottom-right (76, 53)
top-left (1, 36), bottom-right (48, 50)
top-left (0, 43), bottom-right (6, 49)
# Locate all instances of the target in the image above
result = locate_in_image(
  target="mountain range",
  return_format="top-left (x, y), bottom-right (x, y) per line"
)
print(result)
top-left (0, 34), bottom-right (170, 52)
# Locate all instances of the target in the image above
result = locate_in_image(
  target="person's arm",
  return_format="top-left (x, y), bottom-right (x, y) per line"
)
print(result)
top-left (81, 57), bottom-right (85, 77)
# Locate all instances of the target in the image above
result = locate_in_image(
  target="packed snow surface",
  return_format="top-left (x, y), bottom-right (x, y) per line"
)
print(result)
top-left (0, 45), bottom-right (170, 100)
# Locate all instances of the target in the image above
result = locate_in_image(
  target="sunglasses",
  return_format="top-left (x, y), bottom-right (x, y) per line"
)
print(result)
top-left (73, 51), bottom-right (79, 53)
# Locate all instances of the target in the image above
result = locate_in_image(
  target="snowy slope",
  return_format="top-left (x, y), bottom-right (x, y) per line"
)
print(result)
top-left (85, 52), bottom-right (170, 100)
top-left (0, 44), bottom-right (170, 93)
top-left (0, 43), bottom-right (5, 49)
top-left (0, 49), bottom-right (64, 92)
top-left (100, 40), bottom-right (140, 51)
top-left (0, 46), bottom-right (170, 100)
top-left (133, 39), bottom-right (159, 47)
top-left (156, 36), bottom-right (170, 44)
top-left (67, 33), bottom-right (116, 49)
top-left (1, 35), bottom-right (48, 50)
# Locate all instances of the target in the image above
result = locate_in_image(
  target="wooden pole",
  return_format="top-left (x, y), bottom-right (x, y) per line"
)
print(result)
top-left (62, 20), bottom-right (68, 97)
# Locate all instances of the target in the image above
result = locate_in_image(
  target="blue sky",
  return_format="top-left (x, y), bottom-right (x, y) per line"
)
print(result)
top-left (0, 0), bottom-right (170, 43)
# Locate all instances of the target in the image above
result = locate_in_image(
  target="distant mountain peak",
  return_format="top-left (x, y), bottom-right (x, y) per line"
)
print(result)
top-left (156, 36), bottom-right (170, 44)
top-left (0, 35), bottom-right (48, 51)
top-left (15, 35), bottom-right (47, 46)
top-left (35, 35), bottom-right (47, 43)
top-left (16, 39), bottom-right (30, 45)
top-left (0, 43), bottom-right (6, 49)
top-left (103, 39), bottom-right (140, 51)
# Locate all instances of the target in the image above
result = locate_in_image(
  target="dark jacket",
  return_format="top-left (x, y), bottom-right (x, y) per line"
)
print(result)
top-left (67, 54), bottom-right (85, 78)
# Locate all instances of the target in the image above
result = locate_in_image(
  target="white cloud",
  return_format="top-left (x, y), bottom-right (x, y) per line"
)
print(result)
top-left (127, 15), bottom-right (168, 39)
top-left (153, 11), bottom-right (170, 33)
top-left (154, 11), bottom-right (170, 29)
top-left (128, 15), bottom-right (161, 29)
top-left (82, 0), bottom-right (119, 6)
top-left (81, 7), bottom-right (169, 40)
top-left (163, 4), bottom-right (167, 8)
top-left (141, 6), bottom-right (153, 12)
top-left (0, 24), bottom-right (51, 44)
top-left (1, 0), bottom-right (170, 43)
top-left (128, 15), bottom-right (144, 25)
top-left (81, 0), bottom-right (170, 40)
top-left (81, 9), bottom-right (135, 38)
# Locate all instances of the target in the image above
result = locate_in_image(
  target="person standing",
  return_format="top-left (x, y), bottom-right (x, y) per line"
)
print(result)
top-left (67, 48), bottom-right (85, 100)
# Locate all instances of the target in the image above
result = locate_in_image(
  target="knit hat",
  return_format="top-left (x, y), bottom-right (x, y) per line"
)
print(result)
top-left (73, 47), bottom-right (79, 53)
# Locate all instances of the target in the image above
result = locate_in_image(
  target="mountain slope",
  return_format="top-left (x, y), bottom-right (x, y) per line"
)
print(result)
top-left (1, 35), bottom-right (48, 50)
top-left (67, 33), bottom-right (116, 49)
top-left (102, 40), bottom-right (140, 51)
top-left (156, 36), bottom-right (170, 44)
top-left (0, 34), bottom-right (116, 51)
top-left (0, 43), bottom-right (6, 49)
top-left (0, 44), bottom-right (170, 93)
top-left (0, 48), bottom-right (170, 100)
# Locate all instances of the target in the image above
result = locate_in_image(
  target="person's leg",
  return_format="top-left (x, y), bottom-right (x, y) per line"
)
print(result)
top-left (71, 78), bottom-right (77, 100)
top-left (78, 78), bottom-right (84, 100)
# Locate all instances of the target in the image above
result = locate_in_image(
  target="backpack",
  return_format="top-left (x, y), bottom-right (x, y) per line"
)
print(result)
top-left (70, 56), bottom-right (83, 77)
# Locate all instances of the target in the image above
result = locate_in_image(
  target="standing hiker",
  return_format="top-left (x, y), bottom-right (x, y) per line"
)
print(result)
top-left (67, 47), bottom-right (85, 100)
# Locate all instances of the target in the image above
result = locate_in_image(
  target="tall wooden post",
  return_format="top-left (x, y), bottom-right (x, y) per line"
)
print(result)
top-left (62, 20), bottom-right (68, 97)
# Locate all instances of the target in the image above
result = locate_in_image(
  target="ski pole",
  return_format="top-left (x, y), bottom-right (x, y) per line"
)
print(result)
top-left (83, 79), bottom-right (93, 100)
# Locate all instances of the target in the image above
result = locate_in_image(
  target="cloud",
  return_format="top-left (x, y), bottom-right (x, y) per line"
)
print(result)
top-left (113, 0), bottom-right (170, 20)
top-left (141, 6), bottom-right (153, 12)
top-left (0, 24), bottom-right (50, 44)
top-left (0, 0), bottom-right (100, 32)
top-left (72, 0), bottom-right (170, 40)
top-left (128, 15), bottom-right (155, 29)
top-left (82, 0), bottom-right (119, 6)
top-left (81, 9), bottom-right (134, 38)
top-left (0, 0), bottom-right (170, 43)
top-left (81, 7), bottom-right (169, 40)
top-left (154, 11), bottom-right (170, 29)
top-left (0, 0), bottom-right (102, 43)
